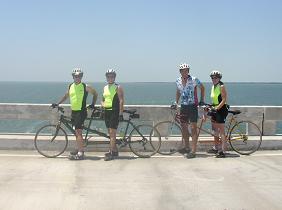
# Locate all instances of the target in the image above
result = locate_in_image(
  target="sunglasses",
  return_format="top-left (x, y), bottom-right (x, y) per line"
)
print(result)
top-left (73, 75), bottom-right (82, 78)
top-left (211, 77), bottom-right (218, 79)
top-left (106, 75), bottom-right (115, 78)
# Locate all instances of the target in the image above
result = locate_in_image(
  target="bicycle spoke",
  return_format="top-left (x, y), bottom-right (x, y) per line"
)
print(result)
top-left (34, 125), bottom-right (68, 158)
top-left (229, 121), bottom-right (262, 155)
top-left (154, 121), bottom-right (183, 155)
top-left (129, 124), bottom-right (161, 157)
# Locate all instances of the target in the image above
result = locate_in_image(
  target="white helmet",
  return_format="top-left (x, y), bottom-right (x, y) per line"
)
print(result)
top-left (179, 63), bottom-right (190, 70)
top-left (105, 69), bottom-right (116, 77)
top-left (210, 70), bottom-right (222, 79)
top-left (72, 68), bottom-right (83, 76)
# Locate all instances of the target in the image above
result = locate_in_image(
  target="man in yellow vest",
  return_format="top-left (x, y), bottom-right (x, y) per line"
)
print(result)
top-left (102, 69), bottom-right (124, 161)
top-left (54, 68), bottom-right (98, 160)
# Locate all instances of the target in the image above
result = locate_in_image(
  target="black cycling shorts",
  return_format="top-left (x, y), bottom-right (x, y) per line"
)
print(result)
top-left (104, 110), bottom-right (119, 129)
top-left (71, 110), bottom-right (87, 129)
top-left (211, 106), bottom-right (228, 123)
top-left (180, 104), bottom-right (198, 123)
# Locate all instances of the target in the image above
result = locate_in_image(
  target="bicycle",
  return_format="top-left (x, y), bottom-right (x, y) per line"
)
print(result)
top-left (34, 106), bottom-right (161, 158)
top-left (154, 104), bottom-right (262, 155)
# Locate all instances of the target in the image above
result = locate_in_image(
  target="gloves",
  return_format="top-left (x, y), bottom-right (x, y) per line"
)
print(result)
top-left (88, 104), bottom-right (95, 109)
top-left (119, 115), bottom-right (124, 121)
top-left (51, 103), bottom-right (58, 108)
top-left (211, 107), bottom-right (217, 113)
top-left (207, 107), bottom-right (217, 116)
top-left (170, 102), bottom-right (177, 109)
top-left (199, 101), bottom-right (205, 106)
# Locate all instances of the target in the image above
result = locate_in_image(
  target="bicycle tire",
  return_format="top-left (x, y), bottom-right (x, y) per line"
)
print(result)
top-left (128, 124), bottom-right (161, 158)
top-left (228, 121), bottom-right (262, 155)
top-left (154, 121), bottom-right (184, 155)
top-left (34, 124), bottom-right (68, 158)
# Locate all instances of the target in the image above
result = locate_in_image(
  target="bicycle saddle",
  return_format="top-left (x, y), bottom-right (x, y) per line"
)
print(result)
top-left (228, 110), bottom-right (241, 115)
top-left (123, 109), bottom-right (137, 114)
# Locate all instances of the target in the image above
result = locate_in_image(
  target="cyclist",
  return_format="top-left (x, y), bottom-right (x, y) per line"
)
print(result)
top-left (102, 69), bottom-right (124, 161)
top-left (53, 68), bottom-right (98, 160)
top-left (207, 70), bottom-right (229, 158)
top-left (175, 63), bottom-right (205, 158)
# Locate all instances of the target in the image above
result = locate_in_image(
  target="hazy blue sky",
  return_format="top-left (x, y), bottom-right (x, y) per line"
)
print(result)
top-left (0, 0), bottom-right (281, 82)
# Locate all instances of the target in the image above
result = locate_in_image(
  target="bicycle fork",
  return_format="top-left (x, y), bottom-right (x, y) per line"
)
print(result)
top-left (50, 122), bottom-right (62, 142)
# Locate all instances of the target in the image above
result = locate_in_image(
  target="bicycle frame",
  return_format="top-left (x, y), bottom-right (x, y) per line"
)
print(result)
top-left (169, 106), bottom-right (239, 140)
top-left (35, 106), bottom-right (161, 158)
top-left (56, 108), bottom-right (146, 146)
top-left (196, 114), bottom-right (237, 140)
top-left (84, 114), bottom-right (143, 144)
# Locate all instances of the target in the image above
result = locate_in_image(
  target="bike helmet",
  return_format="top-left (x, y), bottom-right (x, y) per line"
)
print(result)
top-left (210, 70), bottom-right (222, 79)
top-left (179, 63), bottom-right (190, 70)
top-left (105, 69), bottom-right (116, 77)
top-left (72, 68), bottom-right (83, 76)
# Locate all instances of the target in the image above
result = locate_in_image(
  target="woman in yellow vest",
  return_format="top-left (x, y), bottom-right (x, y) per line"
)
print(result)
top-left (102, 69), bottom-right (124, 161)
top-left (208, 70), bottom-right (229, 158)
top-left (54, 68), bottom-right (98, 160)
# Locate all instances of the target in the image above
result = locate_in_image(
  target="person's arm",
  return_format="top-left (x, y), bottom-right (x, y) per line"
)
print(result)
top-left (57, 91), bottom-right (69, 105)
top-left (176, 89), bottom-right (180, 105)
top-left (86, 85), bottom-right (98, 106)
top-left (117, 85), bottom-right (124, 114)
top-left (216, 85), bottom-right (227, 110)
top-left (199, 83), bottom-right (205, 103)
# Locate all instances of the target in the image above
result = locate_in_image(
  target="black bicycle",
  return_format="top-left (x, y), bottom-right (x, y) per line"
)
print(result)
top-left (34, 106), bottom-right (161, 158)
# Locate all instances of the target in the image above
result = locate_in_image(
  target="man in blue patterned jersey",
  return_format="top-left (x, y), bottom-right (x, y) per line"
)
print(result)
top-left (175, 63), bottom-right (205, 158)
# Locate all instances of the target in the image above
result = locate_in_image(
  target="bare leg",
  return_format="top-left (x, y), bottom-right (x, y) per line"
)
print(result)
top-left (181, 122), bottom-right (190, 149)
top-left (217, 124), bottom-right (226, 152)
top-left (212, 123), bottom-right (221, 150)
top-left (75, 129), bottom-right (84, 152)
top-left (190, 123), bottom-right (198, 154)
top-left (213, 123), bottom-right (226, 154)
top-left (109, 128), bottom-right (118, 152)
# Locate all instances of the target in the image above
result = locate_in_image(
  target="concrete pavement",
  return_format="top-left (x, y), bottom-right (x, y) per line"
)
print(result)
top-left (0, 150), bottom-right (282, 210)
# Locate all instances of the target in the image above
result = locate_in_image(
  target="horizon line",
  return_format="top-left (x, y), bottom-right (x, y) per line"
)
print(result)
top-left (1, 80), bottom-right (282, 84)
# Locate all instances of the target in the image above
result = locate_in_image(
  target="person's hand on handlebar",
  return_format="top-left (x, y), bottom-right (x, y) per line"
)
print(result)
top-left (170, 101), bottom-right (178, 110)
top-left (210, 107), bottom-right (217, 113)
top-left (87, 103), bottom-right (95, 110)
top-left (51, 103), bottom-right (58, 108)
top-left (198, 101), bottom-right (205, 106)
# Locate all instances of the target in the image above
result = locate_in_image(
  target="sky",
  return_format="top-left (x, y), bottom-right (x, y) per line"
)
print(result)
top-left (0, 0), bottom-right (281, 82)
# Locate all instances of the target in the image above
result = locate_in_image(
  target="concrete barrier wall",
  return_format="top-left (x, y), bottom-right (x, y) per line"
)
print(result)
top-left (0, 103), bottom-right (281, 135)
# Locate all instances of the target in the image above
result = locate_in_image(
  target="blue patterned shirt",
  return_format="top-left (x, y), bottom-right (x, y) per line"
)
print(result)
top-left (176, 75), bottom-right (202, 105)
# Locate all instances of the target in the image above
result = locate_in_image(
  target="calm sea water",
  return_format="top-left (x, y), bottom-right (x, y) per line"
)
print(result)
top-left (1, 81), bottom-right (282, 133)
top-left (1, 81), bottom-right (282, 105)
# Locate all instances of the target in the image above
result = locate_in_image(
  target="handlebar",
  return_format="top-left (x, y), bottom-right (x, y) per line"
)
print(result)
top-left (169, 102), bottom-right (217, 117)
top-left (50, 104), bottom-right (65, 113)
top-left (170, 102), bottom-right (213, 109)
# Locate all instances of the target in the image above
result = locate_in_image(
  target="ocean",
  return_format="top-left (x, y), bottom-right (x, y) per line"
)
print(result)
top-left (1, 81), bottom-right (282, 105)
top-left (1, 81), bottom-right (282, 133)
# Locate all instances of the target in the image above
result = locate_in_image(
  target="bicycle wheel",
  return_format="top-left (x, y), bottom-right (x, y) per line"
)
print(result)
top-left (128, 124), bottom-right (161, 158)
top-left (154, 121), bottom-right (184, 155)
top-left (228, 121), bottom-right (262, 155)
top-left (34, 124), bottom-right (68, 158)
